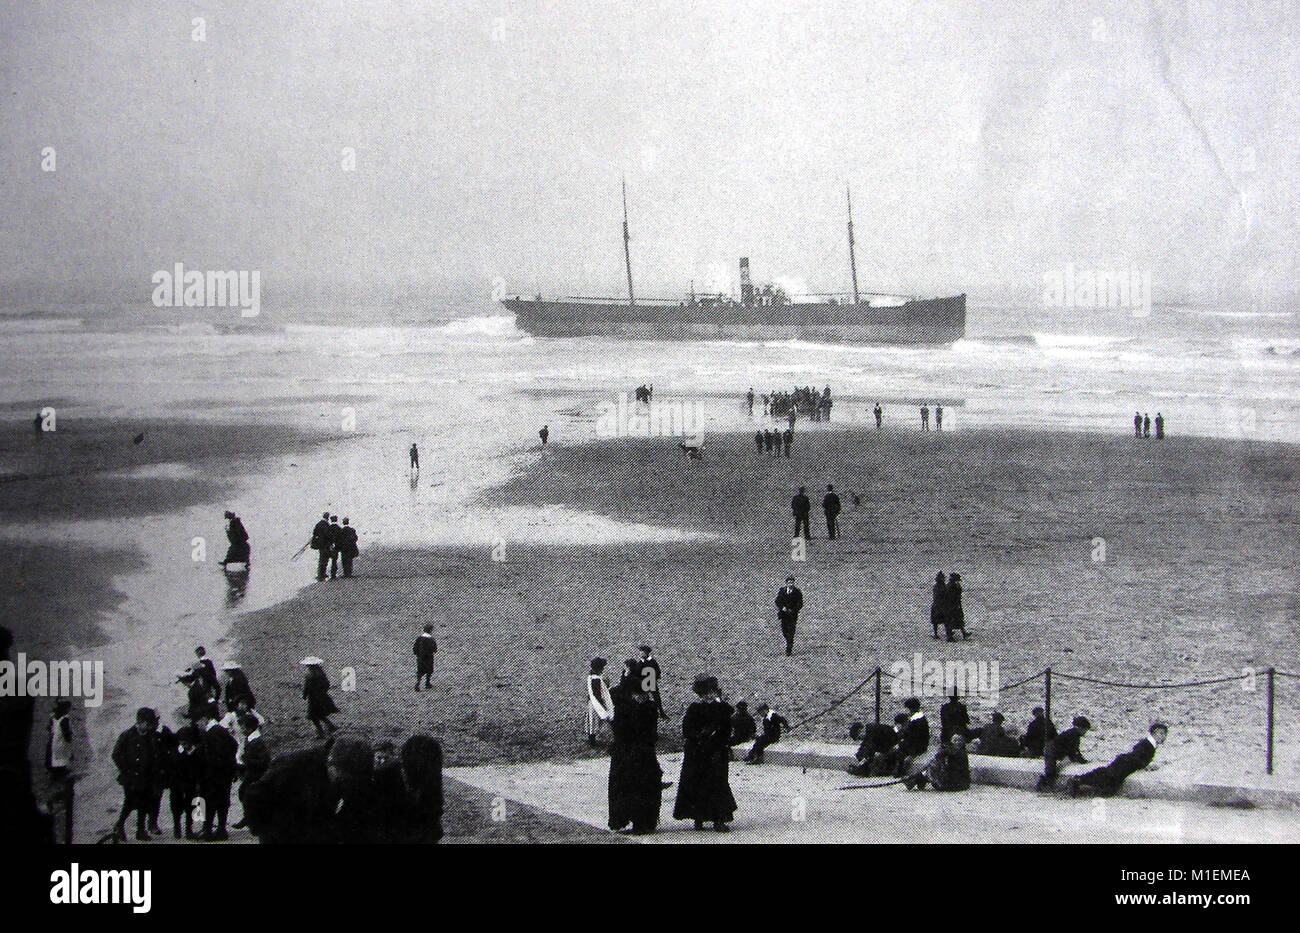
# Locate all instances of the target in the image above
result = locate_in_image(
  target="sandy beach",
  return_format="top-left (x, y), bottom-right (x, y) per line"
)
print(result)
top-left (218, 423), bottom-right (1299, 824)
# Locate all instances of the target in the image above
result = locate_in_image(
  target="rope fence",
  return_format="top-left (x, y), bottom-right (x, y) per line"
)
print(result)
top-left (791, 664), bottom-right (1300, 775)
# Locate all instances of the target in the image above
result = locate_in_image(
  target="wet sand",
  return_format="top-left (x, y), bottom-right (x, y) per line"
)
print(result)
top-left (231, 425), bottom-right (1300, 806)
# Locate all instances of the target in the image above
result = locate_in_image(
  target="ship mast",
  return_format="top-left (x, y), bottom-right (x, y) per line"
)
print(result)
top-left (622, 178), bottom-right (635, 306)
top-left (846, 186), bottom-right (860, 306)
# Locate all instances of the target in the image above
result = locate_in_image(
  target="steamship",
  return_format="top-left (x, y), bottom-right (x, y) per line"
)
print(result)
top-left (501, 186), bottom-right (965, 346)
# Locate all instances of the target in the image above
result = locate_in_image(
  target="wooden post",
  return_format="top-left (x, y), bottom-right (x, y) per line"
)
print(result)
top-left (1267, 667), bottom-right (1275, 776)
top-left (874, 666), bottom-right (882, 725)
top-left (1044, 667), bottom-right (1052, 721)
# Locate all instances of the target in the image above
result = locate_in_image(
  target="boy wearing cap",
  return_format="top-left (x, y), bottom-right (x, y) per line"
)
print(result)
top-left (1036, 715), bottom-right (1091, 791)
top-left (1067, 723), bottom-right (1169, 797)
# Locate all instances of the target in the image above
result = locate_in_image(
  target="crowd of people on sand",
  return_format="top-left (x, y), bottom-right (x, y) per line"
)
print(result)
top-left (305, 511), bottom-right (361, 581)
top-left (101, 644), bottom-right (443, 843)
top-left (747, 385), bottom-right (832, 422)
top-left (584, 649), bottom-right (796, 835)
top-left (848, 693), bottom-right (1170, 798)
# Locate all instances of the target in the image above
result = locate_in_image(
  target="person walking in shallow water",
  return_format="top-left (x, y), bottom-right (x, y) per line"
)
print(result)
top-left (409, 443), bottom-right (419, 472)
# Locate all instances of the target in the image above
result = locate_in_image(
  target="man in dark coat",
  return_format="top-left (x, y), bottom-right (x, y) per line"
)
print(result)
top-left (607, 661), bottom-right (664, 835)
top-left (822, 484), bottom-right (841, 539)
top-left (775, 576), bottom-right (803, 656)
top-left (243, 737), bottom-right (377, 843)
top-left (394, 735), bottom-right (443, 843)
top-left (1068, 723), bottom-right (1167, 797)
top-left (1020, 707), bottom-right (1057, 757)
top-left (1037, 715), bottom-right (1090, 791)
top-left (310, 511), bottom-right (331, 580)
top-left (729, 701), bottom-right (757, 745)
top-left (791, 487), bottom-right (811, 539)
top-left (413, 625), bottom-right (438, 690)
top-left (196, 706), bottom-right (238, 841)
top-left (673, 676), bottom-right (736, 831)
top-left (1133, 411), bottom-right (1142, 437)
top-left (326, 515), bottom-right (343, 579)
top-left (743, 703), bottom-right (790, 764)
top-left (1143, 413), bottom-right (1151, 438)
top-left (782, 428), bottom-right (793, 457)
top-left (338, 517), bottom-right (359, 577)
top-left (754, 430), bottom-right (763, 453)
top-left (111, 708), bottom-right (161, 841)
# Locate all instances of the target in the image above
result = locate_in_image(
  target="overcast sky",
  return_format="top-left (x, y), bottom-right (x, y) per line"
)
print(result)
top-left (2, 0), bottom-right (1297, 305)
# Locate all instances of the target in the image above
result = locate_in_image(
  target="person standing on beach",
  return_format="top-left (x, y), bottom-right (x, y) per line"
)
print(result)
top-left (301, 657), bottom-right (340, 737)
top-left (1143, 413), bottom-right (1151, 438)
top-left (782, 427), bottom-right (793, 457)
top-left (920, 404), bottom-right (930, 430)
top-left (792, 487), bottom-right (811, 539)
top-left (673, 675), bottom-right (736, 832)
top-left (1154, 412), bottom-right (1164, 438)
top-left (326, 515), bottom-right (343, 578)
top-left (409, 443), bottom-right (419, 472)
top-left (310, 512), bottom-right (331, 580)
top-left (195, 704), bottom-right (238, 841)
top-left (413, 625), bottom-right (438, 690)
top-left (1133, 411), bottom-right (1142, 437)
top-left (775, 576), bottom-right (803, 656)
top-left (338, 517), bottom-right (359, 577)
top-left (874, 403), bottom-right (883, 430)
top-left (111, 708), bottom-right (161, 841)
top-left (930, 572), bottom-right (947, 638)
top-left (586, 657), bottom-right (613, 745)
top-left (637, 645), bottom-right (668, 721)
top-left (944, 573), bottom-right (969, 640)
top-left (747, 387), bottom-right (755, 416)
top-left (539, 425), bottom-right (549, 445)
top-left (607, 659), bottom-right (665, 835)
top-left (823, 484), bottom-right (841, 539)
top-left (755, 430), bottom-right (763, 454)
top-left (935, 404), bottom-right (943, 430)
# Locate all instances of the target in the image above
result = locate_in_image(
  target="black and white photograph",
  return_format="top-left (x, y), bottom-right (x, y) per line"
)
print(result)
top-left (0, 0), bottom-right (1294, 914)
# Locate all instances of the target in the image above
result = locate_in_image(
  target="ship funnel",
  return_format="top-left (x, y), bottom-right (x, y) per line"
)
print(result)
top-left (739, 257), bottom-right (754, 305)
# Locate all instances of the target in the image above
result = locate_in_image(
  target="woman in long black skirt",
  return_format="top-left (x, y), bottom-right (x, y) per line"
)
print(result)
top-left (673, 675), bottom-right (736, 832)
top-left (607, 659), bottom-right (663, 835)
top-left (300, 657), bottom-right (339, 737)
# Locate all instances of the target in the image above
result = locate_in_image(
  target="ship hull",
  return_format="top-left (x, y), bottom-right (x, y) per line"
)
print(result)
top-left (502, 294), bottom-right (965, 345)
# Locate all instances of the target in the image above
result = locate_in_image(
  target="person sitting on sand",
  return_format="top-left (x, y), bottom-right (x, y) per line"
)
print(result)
top-left (743, 703), bottom-right (790, 764)
top-left (971, 711), bottom-right (1021, 757)
top-left (301, 657), bottom-right (339, 737)
top-left (729, 700), bottom-right (757, 745)
top-left (849, 714), bottom-right (906, 776)
top-left (1036, 715), bottom-right (1090, 791)
top-left (1066, 723), bottom-right (1168, 798)
top-left (1020, 707), bottom-right (1057, 758)
top-left (903, 733), bottom-right (970, 791)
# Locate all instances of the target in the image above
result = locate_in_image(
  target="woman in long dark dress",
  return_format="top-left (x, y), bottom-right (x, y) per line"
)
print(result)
top-left (930, 572), bottom-right (947, 639)
top-left (300, 657), bottom-right (339, 737)
top-left (607, 660), bottom-right (663, 835)
top-left (946, 573), bottom-right (968, 640)
top-left (673, 675), bottom-right (736, 832)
